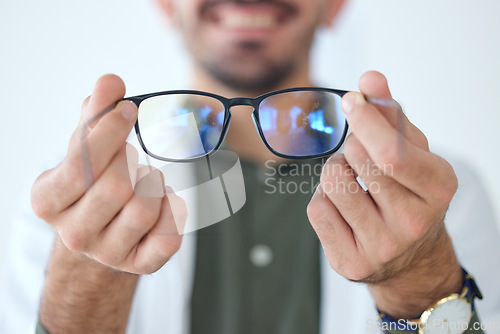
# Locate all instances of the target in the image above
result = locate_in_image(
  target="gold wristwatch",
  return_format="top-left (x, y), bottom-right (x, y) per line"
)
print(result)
top-left (378, 269), bottom-right (483, 334)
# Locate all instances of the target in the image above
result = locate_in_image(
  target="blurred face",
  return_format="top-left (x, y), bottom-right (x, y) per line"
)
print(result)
top-left (163, 0), bottom-right (343, 93)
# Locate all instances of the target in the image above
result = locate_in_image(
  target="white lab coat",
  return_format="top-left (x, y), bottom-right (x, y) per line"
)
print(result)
top-left (1, 155), bottom-right (499, 334)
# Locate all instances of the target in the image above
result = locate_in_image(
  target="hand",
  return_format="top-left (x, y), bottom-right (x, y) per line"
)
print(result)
top-left (307, 71), bottom-right (463, 319)
top-left (31, 74), bottom-right (186, 275)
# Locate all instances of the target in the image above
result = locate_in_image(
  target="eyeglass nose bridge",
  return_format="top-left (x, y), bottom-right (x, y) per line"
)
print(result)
top-left (226, 97), bottom-right (258, 109)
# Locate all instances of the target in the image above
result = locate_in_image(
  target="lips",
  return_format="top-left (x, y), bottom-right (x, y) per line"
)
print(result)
top-left (203, 1), bottom-right (297, 30)
top-left (220, 13), bottom-right (277, 29)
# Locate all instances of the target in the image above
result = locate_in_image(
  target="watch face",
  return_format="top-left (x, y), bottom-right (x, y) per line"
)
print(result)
top-left (422, 297), bottom-right (472, 334)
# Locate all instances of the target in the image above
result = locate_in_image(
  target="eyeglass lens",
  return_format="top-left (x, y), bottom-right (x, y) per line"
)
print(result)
top-left (137, 94), bottom-right (226, 160)
top-left (257, 90), bottom-right (345, 157)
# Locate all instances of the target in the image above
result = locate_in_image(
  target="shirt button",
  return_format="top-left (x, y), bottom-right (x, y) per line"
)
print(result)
top-left (249, 244), bottom-right (274, 267)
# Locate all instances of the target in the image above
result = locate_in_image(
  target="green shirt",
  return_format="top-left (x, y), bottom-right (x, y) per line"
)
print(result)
top-left (190, 159), bottom-right (322, 334)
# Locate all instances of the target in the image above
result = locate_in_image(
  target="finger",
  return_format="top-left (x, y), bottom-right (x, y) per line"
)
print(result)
top-left (343, 133), bottom-right (402, 196)
top-left (135, 165), bottom-right (167, 198)
top-left (127, 191), bottom-right (186, 274)
top-left (57, 101), bottom-right (138, 212)
top-left (341, 92), bottom-right (457, 202)
top-left (125, 143), bottom-right (139, 187)
top-left (343, 133), bottom-right (408, 197)
top-left (307, 183), bottom-right (370, 280)
top-left (163, 188), bottom-right (188, 235)
top-left (343, 134), bottom-right (421, 236)
top-left (95, 185), bottom-right (164, 268)
top-left (68, 95), bottom-right (92, 148)
top-left (318, 153), bottom-right (383, 242)
top-left (358, 71), bottom-right (428, 150)
top-left (54, 145), bottom-right (136, 250)
top-left (81, 95), bottom-right (91, 114)
top-left (31, 79), bottom-right (137, 220)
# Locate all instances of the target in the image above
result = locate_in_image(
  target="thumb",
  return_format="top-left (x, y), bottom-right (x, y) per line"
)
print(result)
top-left (82, 74), bottom-right (126, 128)
top-left (358, 71), bottom-right (428, 150)
top-left (359, 70), bottom-right (392, 101)
top-left (358, 71), bottom-right (407, 132)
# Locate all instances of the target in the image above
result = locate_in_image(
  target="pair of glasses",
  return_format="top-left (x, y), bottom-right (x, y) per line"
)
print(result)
top-left (124, 87), bottom-right (350, 162)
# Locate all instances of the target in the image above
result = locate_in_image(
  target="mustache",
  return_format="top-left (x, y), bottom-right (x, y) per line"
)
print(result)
top-left (201, 0), bottom-right (298, 17)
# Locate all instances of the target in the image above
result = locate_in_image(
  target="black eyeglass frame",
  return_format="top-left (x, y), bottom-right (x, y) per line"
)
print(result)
top-left (125, 87), bottom-right (350, 162)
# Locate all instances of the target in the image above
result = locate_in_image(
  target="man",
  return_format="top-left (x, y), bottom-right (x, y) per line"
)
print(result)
top-left (1, 0), bottom-right (499, 333)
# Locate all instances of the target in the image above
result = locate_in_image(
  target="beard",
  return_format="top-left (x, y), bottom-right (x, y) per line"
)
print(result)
top-left (196, 40), bottom-right (297, 96)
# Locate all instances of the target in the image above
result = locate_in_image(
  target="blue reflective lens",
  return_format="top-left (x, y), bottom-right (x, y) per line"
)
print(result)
top-left (257, 90), bottom-right (346, 157)
top-left (137, 94), bottom-right (225, 160)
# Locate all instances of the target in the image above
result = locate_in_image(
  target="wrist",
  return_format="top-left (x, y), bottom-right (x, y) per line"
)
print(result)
top-left (369, 228), bottom-right (463, 319)
top-left (48, 236), bottom-right (138, 280)
top-left (40, 238), bottom-right (139, 333)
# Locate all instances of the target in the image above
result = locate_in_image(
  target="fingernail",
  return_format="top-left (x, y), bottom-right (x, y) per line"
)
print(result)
top-left (121, 101), bottom-right (137, 121)
top-left (341, 93), bottom-right (356, 113)
top-left (342, 93), bottom-right (367, 114)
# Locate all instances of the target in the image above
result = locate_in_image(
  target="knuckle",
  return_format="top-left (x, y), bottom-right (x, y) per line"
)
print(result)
top-left (125, 201), bottom-right (162, 234)
top-left (306, 197), bottom-right (326, 225)
top-left (59, 228), bottom-right (88, 252)
top-left (345, 269), bottom-right (369, 282)
top-left (132, 263), bottom-right (156, 276)
top-left (326, 251), bottom-right (342, 271)
top-left (307, 198), bottom-right (336, 236)
top-left (122, 226), bottom-right (148, 246)
top-left (326, 153), bottom-right (346, 169)
top-left (417, 132), bottom-right (429, 150)
top-left (62, 156), bottom-right (87, 190)
top-left (321, 154), bottom-right (347, 184)
top-left (159, 239), bottom-right (182, 257)
top-left (376, 238), bottom-right (401, 264)
top-left (343, 136), bottom-right (366, 164)
top-left (138, 198), bottom-right (163, 223)
top-left (31, 197), bottom-right (49, 220)
top-left (402, 210), bottom-right (428, 241)
top-left (31, 181), bottom-right (53, 220)
top-left (427, 157), bottom-right (458, 207)
top-left (153, 242), bottom-right (181, 269)
top-left (132, 253), bottom-right (169, 275)
top-left (167, 194), bottom-right (188, 225)
top-left (449, 173), bottom-right (459, 194)
top-left (440, 172), bottom-right (458, 204)
top-left (377, 144), bottom-right (404, 172)
top-left (445, 184), bottom-right (458, 203)
top-left (97, 177), bottom-right (133, 206)
top-left (95, 250), bottom-right (122, 268)
top-left (435, 189), bottom-right (455, 208)
top-left (338, 257), bottom-right (371, 282)
top-left (135, 168), bottom-right (165, 198)
top-left (110, 173), bottom-right (134, 199)
top-left (94, 186), bottom-right (116, 206)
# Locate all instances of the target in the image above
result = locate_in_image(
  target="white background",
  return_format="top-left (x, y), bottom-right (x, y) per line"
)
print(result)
top-left (1, 0), bottom-right (499, 264)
